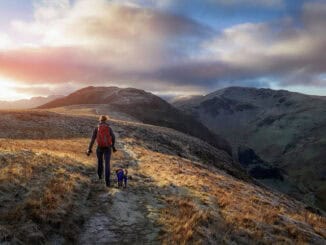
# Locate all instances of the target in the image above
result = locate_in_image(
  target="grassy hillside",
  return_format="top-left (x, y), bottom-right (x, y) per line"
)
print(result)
top-left (0, 110), bottom-right (325, 244)
top-left (0, 139), bottom-right (92, 243)
top-left (175, 87), bottom-right (326, 211)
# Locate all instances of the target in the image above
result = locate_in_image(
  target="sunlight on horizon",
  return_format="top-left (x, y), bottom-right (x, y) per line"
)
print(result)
top-left (0, 78), bottom-right (30, 101)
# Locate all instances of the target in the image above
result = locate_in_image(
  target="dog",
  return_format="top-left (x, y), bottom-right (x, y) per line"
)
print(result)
top-left (116, 168), bottom-right (128, 188)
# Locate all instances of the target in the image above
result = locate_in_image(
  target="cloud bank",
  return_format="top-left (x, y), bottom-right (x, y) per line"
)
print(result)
top-left (0, 0), bottom-right (325, 97)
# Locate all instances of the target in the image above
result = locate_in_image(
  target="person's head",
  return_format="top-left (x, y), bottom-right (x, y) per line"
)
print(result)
top-left (99, 115), bottom-right (108, 122)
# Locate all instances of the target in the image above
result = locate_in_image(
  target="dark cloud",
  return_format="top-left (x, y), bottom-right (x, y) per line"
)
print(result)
top-left (302, 1), bottom-right (326, 31)
top-left (70, 4), bottom-right (213, 39)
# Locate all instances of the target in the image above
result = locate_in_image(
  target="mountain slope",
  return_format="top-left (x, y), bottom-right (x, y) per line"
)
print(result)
top-left (174, 86), bottom-right (326, 211)
top-left (39, 86), bottom-right (232, 155)
top-left (0, 110), bottom-right (325, 244)
top-left (0, 110), bottom-right (238, 178)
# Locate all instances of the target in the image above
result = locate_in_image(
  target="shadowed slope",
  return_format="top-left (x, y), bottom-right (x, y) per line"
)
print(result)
top-left (175, 86), bottom-right (326, 211)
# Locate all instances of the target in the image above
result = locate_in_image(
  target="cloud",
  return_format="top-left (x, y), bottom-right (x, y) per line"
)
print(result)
top-left (0, 0), bottom-right (325, 97)
top-left (0, 32), bottom-right (12, 49)
top-left (13, 82), bottom-right (82, 97)
top-left (302, 1), bottom-right (326, 33)
top-left (10, 0), bottom-right (211, 70)
top-left (117, 0), bottom-right (285, 9)
top-left (202, 2), bottom-right (326, 87)
top-left (33, 0), bottom-right (70, 21)
top-left (0, 47), bottom-right (100, 83)
top-left (14, 85), bottom-right (54, 96)
top-left (214, 0), bottom-right (284, 8)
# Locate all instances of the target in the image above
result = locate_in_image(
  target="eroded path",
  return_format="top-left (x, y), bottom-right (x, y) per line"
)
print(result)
top-left (78, 142), bottom-right (164, 244)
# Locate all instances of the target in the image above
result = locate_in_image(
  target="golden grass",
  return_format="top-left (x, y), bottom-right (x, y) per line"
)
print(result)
top-left (0, 138), bottom-right (93, 243)
top-left (159, 197), bottom-right (210, 244)
top-left (1, 136), bottom-right (325, 244)
top-left (127, 144), bottom-right (326, 244)
top-left (0, 138), bottom-right (91, 163)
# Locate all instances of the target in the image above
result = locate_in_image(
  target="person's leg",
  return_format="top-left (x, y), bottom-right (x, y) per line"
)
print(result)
top-left (104, 148), bottom-right (112, 187)
top-left (96, 148), bottom-right (104, 180)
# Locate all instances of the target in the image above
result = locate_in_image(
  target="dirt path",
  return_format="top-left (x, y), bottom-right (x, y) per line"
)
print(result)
top-left (78, 142), bottom-right (164, 244)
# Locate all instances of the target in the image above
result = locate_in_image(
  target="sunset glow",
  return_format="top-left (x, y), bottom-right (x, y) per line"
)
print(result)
top-left (0, 78), bottom-right (28, 101)
top-left (0, 0), bottom-right (325, 100)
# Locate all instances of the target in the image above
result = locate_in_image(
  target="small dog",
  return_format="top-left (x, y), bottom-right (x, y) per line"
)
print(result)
top-left (116, 168), bottom-right (128, 188)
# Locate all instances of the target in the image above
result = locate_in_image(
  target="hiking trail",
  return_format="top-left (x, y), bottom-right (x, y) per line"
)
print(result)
top-left (77, 141), bottom-right (164, 244)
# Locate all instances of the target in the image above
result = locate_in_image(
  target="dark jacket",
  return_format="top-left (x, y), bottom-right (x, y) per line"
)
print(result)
top-left (88, 122), bottom-right (115, 151)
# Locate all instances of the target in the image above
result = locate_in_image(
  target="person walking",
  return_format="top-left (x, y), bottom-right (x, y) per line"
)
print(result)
top-left (87, 115), bottom-right (116, 187)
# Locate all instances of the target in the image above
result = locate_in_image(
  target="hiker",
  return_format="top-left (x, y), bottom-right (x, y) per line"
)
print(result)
top-left (87, 115), bottom-right (117, 187)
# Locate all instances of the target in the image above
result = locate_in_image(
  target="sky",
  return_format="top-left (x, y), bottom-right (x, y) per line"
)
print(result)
top-left (0, 0), bottom-right (325, 100)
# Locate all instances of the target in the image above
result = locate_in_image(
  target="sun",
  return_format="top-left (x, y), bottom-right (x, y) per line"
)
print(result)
top-left (0, 77), bottom-right (29, 101)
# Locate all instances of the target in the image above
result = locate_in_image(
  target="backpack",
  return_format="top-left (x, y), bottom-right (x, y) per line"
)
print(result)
top-left (96, 124), bottom-right (112, 147)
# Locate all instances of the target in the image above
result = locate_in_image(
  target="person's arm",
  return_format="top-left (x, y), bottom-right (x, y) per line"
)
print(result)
top-left (88, 127), bottom-right (97, 153)
top-left (110, 127), bottom-right (115, 147)
top-left (110, 127), bottom-right (116, 151)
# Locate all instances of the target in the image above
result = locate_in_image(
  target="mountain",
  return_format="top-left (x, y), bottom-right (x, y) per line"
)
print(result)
top-left (0, 109), bottom-right (325, 244)
top-left (39, 86), bottom-right (232, 156)
top-left (174, 86), bottom-right (326, 211)
top-left (0, 95), bottom-right (62, 110)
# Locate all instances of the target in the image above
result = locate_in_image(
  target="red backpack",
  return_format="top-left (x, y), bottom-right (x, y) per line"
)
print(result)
top-left (96, 124), bottom-right (112, 147)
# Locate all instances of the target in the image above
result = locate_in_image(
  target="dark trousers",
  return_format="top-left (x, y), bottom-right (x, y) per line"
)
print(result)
top-left (96, 147), bottom-right (111, 186)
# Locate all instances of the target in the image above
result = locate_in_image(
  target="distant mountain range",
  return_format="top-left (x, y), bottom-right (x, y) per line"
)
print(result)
top-left (0, 95), bottom-right (63, 110)
top-left (174, 86), bottom-right (326, 211)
